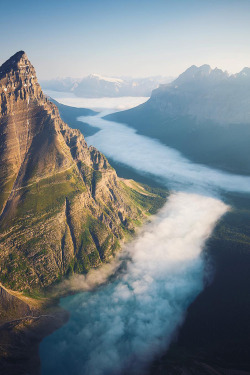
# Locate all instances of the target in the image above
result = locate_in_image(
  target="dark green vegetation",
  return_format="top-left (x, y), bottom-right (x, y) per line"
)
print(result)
top-left (59, 86), bottom-right (250, 374)
top-left (0, 51), bottom-right (167, 297)
top-left (0, 133), bottom-right (166, 296)
top-left (106, 105), bottom-right (250, 175)
top-left (45, 91), bottom-right (250, 375)
top-left (121, 180), bottom-right (168, 216)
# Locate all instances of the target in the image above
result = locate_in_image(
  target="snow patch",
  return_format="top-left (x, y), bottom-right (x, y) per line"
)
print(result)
top-left (90, 73), bottom-right (124, 84)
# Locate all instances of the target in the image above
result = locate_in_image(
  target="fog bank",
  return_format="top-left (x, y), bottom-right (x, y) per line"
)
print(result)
top-left (82, 113), bottom-right (250, 194)
top-left (44, 90), bottom-right (149, 111)
top-left (40, 193), bottom-right (228, 375)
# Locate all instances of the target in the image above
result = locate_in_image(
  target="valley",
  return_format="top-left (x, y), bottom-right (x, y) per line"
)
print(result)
top-left (106, 65), bottom-right (250, 175)
top-left (1, 53), bottom-right (250, 375)
top-left (38, 96), bottom-right (250, 375)
top-left (0, 52), bottom-right (166, 374)
top-left (2, 1), bottom-right (250, 375)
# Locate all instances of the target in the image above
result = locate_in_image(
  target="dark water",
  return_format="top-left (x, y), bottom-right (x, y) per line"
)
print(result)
top-left (150, 191), bottom-right (250, 374)
top-left (40, 104), bottom-right (250, 374)
top-left (40, 191), bottom-right (227, 375)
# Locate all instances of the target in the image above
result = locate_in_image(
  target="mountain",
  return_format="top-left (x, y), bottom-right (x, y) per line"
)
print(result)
top-left (73, 74), bottom-right (126, 97)
top-left (0, 51), bottom-right (165, 294)
top-left (39, 76), bottom-right (78, 92)
top-left (149, 64), bottom-right (250, 124)
top-left (106, 65), bottom-right (250, 175)
top-left (41, 74), bottom-right (173, 98)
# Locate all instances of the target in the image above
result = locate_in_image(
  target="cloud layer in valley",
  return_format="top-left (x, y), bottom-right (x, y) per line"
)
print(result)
top-left (40, 192), bottom-right (228, 375)
top-left (46, 91), bottom-right (250, 195)
top-left (39, 96), bottom-right (246, 375)
top-left (44, 90), bottom-right (149, 111)
top-left (82, 113), bottom-right (250, 194)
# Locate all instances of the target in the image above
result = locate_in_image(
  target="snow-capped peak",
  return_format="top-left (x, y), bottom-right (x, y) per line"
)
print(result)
top-left (89, 73), bottom-right (124, 84)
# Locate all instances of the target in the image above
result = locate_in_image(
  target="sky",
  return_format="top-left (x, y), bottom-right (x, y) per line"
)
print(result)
top-left (0, 0), bottom-right (250, 80)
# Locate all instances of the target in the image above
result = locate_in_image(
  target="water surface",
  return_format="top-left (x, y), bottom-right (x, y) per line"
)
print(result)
top-left (40, 98), bottom-right (250, 374)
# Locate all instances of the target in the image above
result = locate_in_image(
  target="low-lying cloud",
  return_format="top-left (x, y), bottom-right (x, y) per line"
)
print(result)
top-left (81, 112), bottom-right (250, 194)
top-left (52, 261), bottom-right (122, 296)
top-left (40, 193), bottom-right (228, 375)
top-left (44, 90), bottom-right (149, 111)
top-left (40, 102), bottom-right (243, 374)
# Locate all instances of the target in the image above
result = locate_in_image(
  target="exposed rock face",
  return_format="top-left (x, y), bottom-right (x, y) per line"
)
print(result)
top-left (0, 51), bottom-right (164, 293)
top-left (149, 64), bottom-right (250, 124)
top-left (0, 284), bottom-right (32, 322)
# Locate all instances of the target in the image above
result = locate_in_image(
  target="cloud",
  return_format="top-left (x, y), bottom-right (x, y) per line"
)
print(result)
top-left (40, 102), bottom-right (244, 375)
top-left (40, 192), bottom-right (228, 375)
top-left (52, 261), bottom-right (122, 296)
top-left (44, 90), bottom-right (149, 111)
top-left (82, 113), bottom-right (250, 194)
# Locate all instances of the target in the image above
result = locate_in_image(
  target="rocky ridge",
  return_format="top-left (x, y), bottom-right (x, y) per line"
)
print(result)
top-left (150, 64), bottom-right (250, 124)
top-left (106, 64), bottom-right (250, 175)
top-left (0, 51), bottom-right (165, 294)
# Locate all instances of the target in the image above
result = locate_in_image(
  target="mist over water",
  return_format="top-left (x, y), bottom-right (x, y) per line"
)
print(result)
top-left (82, 112), bottom-right (250, 194)
top-left (44, 90), bottom-right (149, 111)
top-left (41, 193), bottom-right (228, 375)
top-left (40, 98), bottom-right (248, 375)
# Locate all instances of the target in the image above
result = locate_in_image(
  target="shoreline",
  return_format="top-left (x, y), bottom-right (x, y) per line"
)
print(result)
top-left (2, 106), bottom-right (250, 375)
top-left (149, 226), bottom-right (250, 374)
top-left (0, 303), bottom-right (69, 375)
top-left (2, 230), bottom-right (250, 375)
top-left (0, 183), bottom-right (166, 375)
top-left (2, 196), bottom-right (250, 375)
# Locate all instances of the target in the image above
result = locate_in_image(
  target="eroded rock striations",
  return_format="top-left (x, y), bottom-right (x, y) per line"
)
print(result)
top-left (0, 51), bottom-right (165, 294)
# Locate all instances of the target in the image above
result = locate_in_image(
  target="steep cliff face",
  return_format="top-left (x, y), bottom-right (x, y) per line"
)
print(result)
top-left (0, 51), bottom-right (165, 293)
top-left (0, 283), bottom-right (33, 322)
top-left (149, 64), bottom-right (250, 124)
top-left (106, 65), bottom-right (250, 175)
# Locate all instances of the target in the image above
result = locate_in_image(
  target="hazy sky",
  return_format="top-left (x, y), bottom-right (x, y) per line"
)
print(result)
top-left (1, 0), bottom-right (250, 80)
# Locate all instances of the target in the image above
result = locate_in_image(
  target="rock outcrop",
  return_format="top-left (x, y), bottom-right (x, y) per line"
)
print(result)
top-left (0, 51), bottom-right (165, 293)
top-left (0, 283), bottom-right (32, 322)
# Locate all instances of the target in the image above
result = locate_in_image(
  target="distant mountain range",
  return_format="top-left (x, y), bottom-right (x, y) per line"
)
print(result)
top-left (150, 64), bottom-right (250, 124)
top-left (107, 64), bottom-right (250, 175)
top-left (41, 74), bottom-right (173, 98)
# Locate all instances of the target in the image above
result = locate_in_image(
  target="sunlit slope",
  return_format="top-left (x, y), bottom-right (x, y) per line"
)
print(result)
top-left (0, 51), bottom-right (166, 293)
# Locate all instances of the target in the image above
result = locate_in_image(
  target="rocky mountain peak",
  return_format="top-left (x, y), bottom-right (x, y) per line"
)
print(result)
top-left (0, 50), bottom-right (43, 116)
top-left (0, 51), bottom-right (163, 292)
top-left (172, 64), bottom-right (229, 86)
top-left (236, 67), bottom-right (250, 79)
top-left (0, 50), bottom-right (27, 77)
